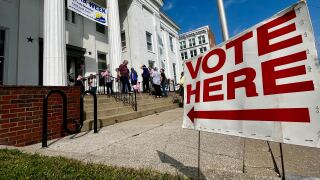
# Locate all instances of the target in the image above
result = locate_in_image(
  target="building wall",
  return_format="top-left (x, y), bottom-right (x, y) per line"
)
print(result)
top-left (179, 26), bottom-right (216, 62)
top-left (0, 0), bottom-right (179, 85)
top-left (0, 0), bottom-right (21, 85)
top-left (0, 86), bottom-right (81, 147)
top-left (121, 0), bottom-right (181, 82)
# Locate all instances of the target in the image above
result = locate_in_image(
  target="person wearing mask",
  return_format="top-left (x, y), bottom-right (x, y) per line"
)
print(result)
top-left (130, 67), bottom-right (138, 86)
top-left (160, 68), bottom-right (168, 97)
top-left (141, 65), bottom-right (150, 93)
top-left (151, 67), bottom-right (162, 98)
top-left (118, 60), bottom-right (131, 93)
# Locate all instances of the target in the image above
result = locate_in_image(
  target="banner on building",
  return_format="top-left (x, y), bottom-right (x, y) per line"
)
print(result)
top-left (182, 1), bottom-right (320, 148)
top-left (67, 0), bottom-right (107, 26)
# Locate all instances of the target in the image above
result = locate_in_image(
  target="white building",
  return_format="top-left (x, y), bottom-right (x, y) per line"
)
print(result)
top-left (0, 0), bottom-right (182, 86)
top-left (179, 26), bottom-right (215, 61)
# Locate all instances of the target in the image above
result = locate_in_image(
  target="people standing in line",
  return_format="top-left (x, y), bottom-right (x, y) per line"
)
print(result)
top-left (118, 60), bottom-right (131, 93)
top-left (160, 68), bottom-right (168, 97)
top-left (101, 69), bottom-right (113, 95)
top-left (130, 67), bottom-right (138, 86)
top-left (151, 67), bottom-right (162, 98)
top-left (141, 65), bottom-right (150, 93)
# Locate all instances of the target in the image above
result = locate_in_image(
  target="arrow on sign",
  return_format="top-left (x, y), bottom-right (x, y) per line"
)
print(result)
top-left (187, 107), bottom-right (310, 124)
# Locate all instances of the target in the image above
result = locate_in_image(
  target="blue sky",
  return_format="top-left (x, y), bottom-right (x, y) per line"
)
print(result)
top-left (161, 0), bottom-right (320, 52)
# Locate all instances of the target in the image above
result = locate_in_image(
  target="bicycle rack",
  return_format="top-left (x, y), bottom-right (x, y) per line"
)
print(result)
top-left (80, 90), bottom-right (98, 134)
top-left (42, 89), bottom-right (96, 148)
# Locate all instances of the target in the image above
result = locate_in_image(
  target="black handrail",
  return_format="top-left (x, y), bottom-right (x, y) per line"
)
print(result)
top-left (80, 90), bottom-right (98, 133)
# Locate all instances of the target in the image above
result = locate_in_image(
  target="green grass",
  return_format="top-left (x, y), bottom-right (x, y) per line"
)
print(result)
top-left (0, 149), bottom-right (186, 180)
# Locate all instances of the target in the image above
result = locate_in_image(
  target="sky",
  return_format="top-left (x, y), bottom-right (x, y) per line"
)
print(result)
top-left (161, 0), bottom-right (320, 53)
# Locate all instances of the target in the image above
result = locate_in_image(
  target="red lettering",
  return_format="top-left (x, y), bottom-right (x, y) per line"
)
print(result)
top-left (203, 75), bottom-right (224, 102)
top-left (227, 68), bottom-right (258, 100)
top-left (262, 51), bottom-right (314, 95)
top-left (226, 31), bottom-right (253, 65)
top-left (186, 56), bottom-right (202, 79)
top-left (257, 10), bottom-right (303, 56)
top-left (202, 48), bottom-right (226, 74)
top-left (187, 81), bottom-right (201, 104)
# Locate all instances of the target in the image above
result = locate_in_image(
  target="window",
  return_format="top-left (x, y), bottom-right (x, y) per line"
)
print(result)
top-left (189, 38), bottom-right (195, 47)
top-left (65, 1), bottom-right (76, 24)
top-left (0, 30), bottom-right (5, 85)
top-left (96, 23), bottom-right (106, 34)
top-left (161, 61), bottom-right (166, 69)
top-left (180, 41), bottom-right (186, 49)
top-left (200, 47), bottom-right (207, 54)
top-left (121, 31), bottom-right (126, 49)
top-left (169, 36), bottom-right (174, 52)
top-left (146, 32), bottom-right (153, 51)
top-left (200, 47), bottom-right (204, 54)
top-left (97, 52), bottom-right (107, 74)
top-left (181, 51), bottom-right (188, 60)
top-left (198, 35), bottom-right (206, 44)
top-left (148, 60), bottom-right (155, 68)
top-left (190, 49), bottom-right (197, 58)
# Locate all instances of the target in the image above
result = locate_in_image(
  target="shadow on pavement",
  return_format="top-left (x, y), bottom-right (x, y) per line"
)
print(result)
top-left (157, 150), bottom-right (206, 179)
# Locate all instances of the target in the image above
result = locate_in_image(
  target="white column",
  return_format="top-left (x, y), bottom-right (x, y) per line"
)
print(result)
top-left (127, 0), bottom-right (143, 81)
top-left (108, 0), bottom-right (122, 76)
top-left (43, 0), bottom-right (67, 86)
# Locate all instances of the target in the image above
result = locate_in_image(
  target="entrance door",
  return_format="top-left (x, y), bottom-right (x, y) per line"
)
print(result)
top-left (0, 29), bottom-right (5, 85)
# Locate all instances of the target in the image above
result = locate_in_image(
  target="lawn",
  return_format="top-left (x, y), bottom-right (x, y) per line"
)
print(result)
top-left (0, 149), bottom-right (185, 179)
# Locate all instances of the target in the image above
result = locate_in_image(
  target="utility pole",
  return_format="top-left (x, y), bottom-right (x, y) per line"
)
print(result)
top-left (216, 0), bottom-right (229, 41)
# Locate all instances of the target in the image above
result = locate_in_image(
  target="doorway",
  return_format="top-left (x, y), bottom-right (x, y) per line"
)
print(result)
top-left (0, 29), bottom-right (5, 85)
top-left (38, 39), bottom-right (86, 86)
top-left (66, 45), bottom-right (86, 86)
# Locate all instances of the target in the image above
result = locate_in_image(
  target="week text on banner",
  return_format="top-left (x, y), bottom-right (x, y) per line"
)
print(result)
top-left (67, 0), bottom-right (107, 26)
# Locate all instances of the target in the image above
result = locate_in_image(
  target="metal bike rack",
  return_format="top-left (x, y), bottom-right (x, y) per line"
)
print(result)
top-left (42, 89), bottom-right (96, 148)
top-left (80, 90), bottom-right (98, 134)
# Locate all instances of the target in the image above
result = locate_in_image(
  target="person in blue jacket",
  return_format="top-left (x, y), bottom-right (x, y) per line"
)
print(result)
top-left (141, 65), bottom-right (150, 92)
top-left (130, 67), bottom-right (138, 86)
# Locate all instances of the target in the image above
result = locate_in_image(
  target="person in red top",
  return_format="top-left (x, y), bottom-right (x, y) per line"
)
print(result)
top-left (118, 60), bottom-right (131, 93)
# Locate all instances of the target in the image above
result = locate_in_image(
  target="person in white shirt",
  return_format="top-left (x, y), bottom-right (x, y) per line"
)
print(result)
top-left (151, 67), bottom-right (162, 98)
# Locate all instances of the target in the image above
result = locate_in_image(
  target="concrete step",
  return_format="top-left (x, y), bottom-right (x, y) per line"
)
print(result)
top-left (84, 97), bottom-right (173, 110)
top-left (84, 101), bottom-right (176, 119)
top-left (82, 104), bottom-right (179, 131)
top-left (83, 94), bottom-right (157, 104)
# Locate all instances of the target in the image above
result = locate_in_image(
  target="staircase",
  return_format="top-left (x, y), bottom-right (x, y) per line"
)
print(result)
top-left (82, 93), bottom-right (179, 131)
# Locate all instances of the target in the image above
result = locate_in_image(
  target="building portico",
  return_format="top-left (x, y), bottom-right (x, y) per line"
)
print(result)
top-left (0, 0), bottom-right (181, 86)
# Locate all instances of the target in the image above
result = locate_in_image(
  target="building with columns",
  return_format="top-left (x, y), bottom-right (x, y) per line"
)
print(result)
top-left (179, 26), bottom-right (215, 61)
top-left (0, 0), bottom-right (182, 86)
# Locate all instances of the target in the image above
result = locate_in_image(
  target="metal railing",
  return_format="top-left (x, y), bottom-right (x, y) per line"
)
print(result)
top-left (166, 79), bottom-right (183, 104)
top-left (73, 73), bottom-right (137, 111)
top-left (80, 90), bottom-right (98, 133)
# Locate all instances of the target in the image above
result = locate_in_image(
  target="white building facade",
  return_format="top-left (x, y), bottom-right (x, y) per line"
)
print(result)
top-left (179, 26), bottom-right (215, 61)
top-left (0, 0), bottom-right (181, 86)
